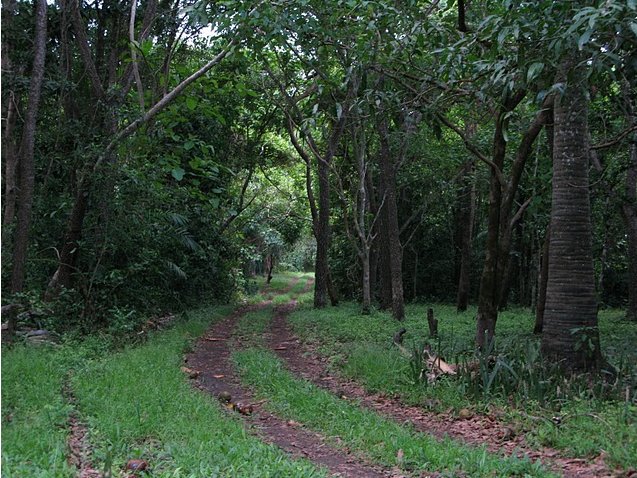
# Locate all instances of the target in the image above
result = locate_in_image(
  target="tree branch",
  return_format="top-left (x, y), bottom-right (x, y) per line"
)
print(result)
top-left (591, 125), bottom-right (637, 150)
top-left (129, 0), bottom-right (145, 111)
top-left (72, 0), bottom-right (105, 100)
top-left (92, 39), bottom-right (236, 174)
top-left (436, 112), bottom-right (506, 186)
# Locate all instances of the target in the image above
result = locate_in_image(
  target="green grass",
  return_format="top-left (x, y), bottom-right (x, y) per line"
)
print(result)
top-left (235, 308), bottom-right (272, 346)
top-left (71, 305), bottom-right (326, 477)
top-left (1, 346), bottom-right (73, 478)
top-left (233, 347), bottom-right (554, 478)
top-left (288, 301), bottom-right (637, 469)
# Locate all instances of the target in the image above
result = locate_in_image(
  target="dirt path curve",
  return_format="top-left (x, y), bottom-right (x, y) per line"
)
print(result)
top-left (187, 294), bottom-right (401, 477)
top-left (268, 280), bottom-right (616, 478)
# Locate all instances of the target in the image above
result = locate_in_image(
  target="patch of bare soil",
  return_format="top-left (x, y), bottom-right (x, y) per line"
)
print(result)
top-left (187, 301), bottom-right (403, 478)
top-left (267, 294), bottom-right (623, 478)
top-left (63, 379), bottom-right (103, 478)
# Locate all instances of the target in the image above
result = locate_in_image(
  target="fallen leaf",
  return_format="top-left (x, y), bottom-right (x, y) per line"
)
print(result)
top-left (180, 367), bottom-right (200, 379)
top-left (125, 459), bottom-right (149, 471)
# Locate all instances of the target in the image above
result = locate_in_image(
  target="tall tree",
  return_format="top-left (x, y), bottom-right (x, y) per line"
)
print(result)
top-left (541, 57), bottom-right (601, 370)
top-left (10, 0), bottom-right (47, 293)
top-left (377, 111), bottom-right (405, 321)
top-left (620, 80), bottom-right (637, 321)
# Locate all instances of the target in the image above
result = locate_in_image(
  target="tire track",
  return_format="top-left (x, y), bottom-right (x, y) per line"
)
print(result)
top-left (187, 288), bottom-right (400, 478)
top-left (267, 281), bottom-right (617, 478)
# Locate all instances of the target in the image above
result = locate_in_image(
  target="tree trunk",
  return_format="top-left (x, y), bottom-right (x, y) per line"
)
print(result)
top-left (620, 81), bottom-right (637, 321)
top-left (541, 58), bottom-right (601, 370)
top-left (313, 152), bottom-right (331, 308)
top-left (361, 248), bottom-right (371, 314)
top-left (2, 93), bottom-right (19, 226)
top-left (534, 225), bottom-right (550, 334)
top-left (10, 0), bottom-right (47, 294)
top-left (45, 184), bottom-right (89, 298)
top-left (377, 115), bottom-right (405, 321)
top-left (456, 161), bottom-right (475, 311)
top-left (2, 1), bottom-right (20, 227)
top-left (475, 113), bottom-right (506, 348)
top-left (474, 92), bottom-right (549, 348)
top-left (376, 202), bottom-right (393, 309)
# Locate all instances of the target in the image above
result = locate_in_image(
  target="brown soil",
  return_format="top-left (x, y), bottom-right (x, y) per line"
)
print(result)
top-left (187, 301), bottom-right (404, 478)
top-left (266, 285), bottom-right (624, 478)
top-left (63, 379), bottom-right (104, 478)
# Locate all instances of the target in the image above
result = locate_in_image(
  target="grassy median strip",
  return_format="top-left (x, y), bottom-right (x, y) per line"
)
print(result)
top-left (2, 346), bottom-right (73, 478)
top-left (70, 306), bottom-right (327, 477)
top-left (233, 347), bottom-right (554, 478)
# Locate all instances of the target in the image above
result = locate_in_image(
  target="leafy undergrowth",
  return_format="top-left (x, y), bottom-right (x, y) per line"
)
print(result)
top-left (71, 305), bottom-right (326, 477)
top-left (1, 347), bottom-right (73, 478)
top-left (233, 348), bottom-right (554, 478)
top-left (289, 302), bottom-right (637, 469)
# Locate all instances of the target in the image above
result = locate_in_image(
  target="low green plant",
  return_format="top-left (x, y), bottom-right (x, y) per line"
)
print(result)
top-left (1, 346), bottom-right (73, 477)
top-left (288, 300), bottom-right (637, 469)
top-left (233, 348), bottom-right (553, 477)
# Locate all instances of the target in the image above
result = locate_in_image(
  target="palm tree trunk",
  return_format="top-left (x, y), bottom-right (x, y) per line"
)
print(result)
top-left (541, 57), bottom-right (601, 370)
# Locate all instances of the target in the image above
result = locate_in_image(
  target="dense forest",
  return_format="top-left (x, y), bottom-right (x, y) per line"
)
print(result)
top-left (2, 1), bottom-right (637, 476)
top-left (3, 0), bottom-right (635, 364)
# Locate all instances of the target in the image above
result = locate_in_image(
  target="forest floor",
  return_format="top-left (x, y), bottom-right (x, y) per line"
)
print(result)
top-left (2, 272), bottom-right (636, 477)
top-left (186, 274), bottom-right (629, 478)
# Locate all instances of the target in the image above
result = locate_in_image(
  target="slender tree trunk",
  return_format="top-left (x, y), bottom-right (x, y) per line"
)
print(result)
top-left (361, 247), bottom-right (371, 314)
top-left (2, 0), bottom-right (19, 226)
top-left (474, 92), bottom-right (549, 348)
top-left (313, 152), bottom-right (331, 308)
top-left (366, 169), bottom-right (383, 306)
top-left (534, 226), bottom-right (550, 334)
top-left (456, 161), bottom-right (475, 311)
top-left (475, 113), bottom-right (506, 348)
top-left (10, 0), bottom-right (47, 294)
top-left (620, 81), bottom-right (637, 321)
top-left (376, 200), bottom-right (393, 309)
top-left (541, 58), bottom-right (601, 370)
top-left (45, 183), bottom-right (89, 298)
top-left (2, 94), bottom-right (19, 226)
top-left (377, 115), bottom-right (404, 321)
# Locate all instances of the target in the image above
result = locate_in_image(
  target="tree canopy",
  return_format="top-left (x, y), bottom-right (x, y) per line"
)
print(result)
top-left (2, 0), bottom-right (636, 369)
